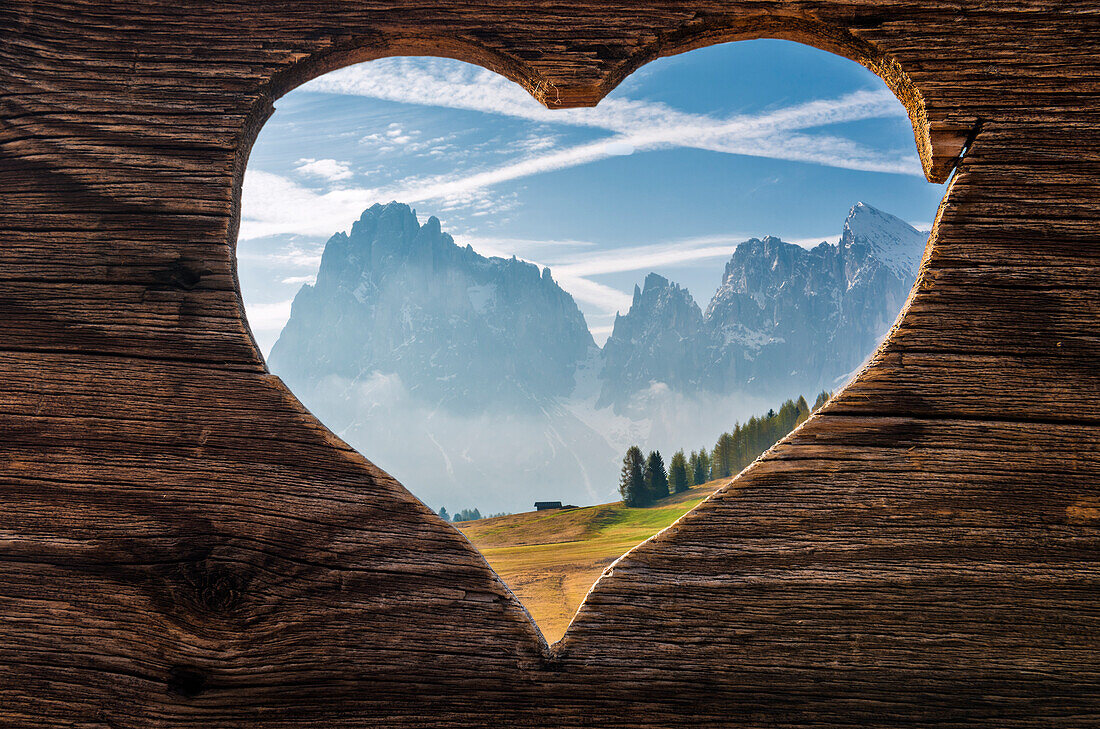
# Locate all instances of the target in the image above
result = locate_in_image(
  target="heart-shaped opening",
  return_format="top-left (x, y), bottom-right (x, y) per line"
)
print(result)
top-left (237, 41), bottom-right (944, 643)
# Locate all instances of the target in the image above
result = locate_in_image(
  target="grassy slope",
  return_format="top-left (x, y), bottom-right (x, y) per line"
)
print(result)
top-left (457, 479), bottom-right (729, 644)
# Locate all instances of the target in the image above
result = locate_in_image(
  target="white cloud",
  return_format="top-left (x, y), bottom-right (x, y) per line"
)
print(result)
top-left (454, 235), bottom-right (596, 260)
top-left (281, 274), bottom-right (317, 285)
top-left (589, 324), bottom-right (616, 340)
top-left (360, 124), bottom-right (458, 158)
top-left (788, 234), bottom-right (841, 249)
top-left (551, 273), bottom-right (633, 314)
top-left (245, 299), bottom-right (294, 332)
top-left (386, 135), bottom-right (646, 200)
top-left (510, 133), bottom-right (559, 154)
top-left (294, 157), bottom-right (353, 181)
top-left (547, 235), bottom-right (749, 279)
top-left (464, 230), bottom-right (851, 317)
top-left (466, 234), bottom-right (738, 315)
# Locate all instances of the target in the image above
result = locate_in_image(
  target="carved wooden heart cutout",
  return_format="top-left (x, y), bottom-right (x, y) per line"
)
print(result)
top-left (17, 2), bottom-right (1100, 725)
top-left (237, 44), bottom-right (940, 645)
top-left (13, 3), bottom-right (1093, 725)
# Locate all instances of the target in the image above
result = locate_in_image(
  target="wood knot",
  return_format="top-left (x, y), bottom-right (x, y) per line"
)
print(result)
top-left (152, 258), bottom-right (207, 291)
top-left (166, 665), bottom-right (207, 698)
top-left (178, 555), bottom-right (247, 615)
top-left (159, 536), bottom-right (254, 624)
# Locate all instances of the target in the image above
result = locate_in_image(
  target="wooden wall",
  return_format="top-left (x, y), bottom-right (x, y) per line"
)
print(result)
top-left (1, 1), bottom-right (1097, 726)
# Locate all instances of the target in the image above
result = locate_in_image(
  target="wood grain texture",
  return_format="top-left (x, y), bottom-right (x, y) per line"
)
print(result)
top-left (1, 1), bottom-right (1098, 726)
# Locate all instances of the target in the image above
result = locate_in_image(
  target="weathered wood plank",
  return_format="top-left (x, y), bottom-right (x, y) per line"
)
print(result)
top-left (1, 1), bottom-right (1098, 726)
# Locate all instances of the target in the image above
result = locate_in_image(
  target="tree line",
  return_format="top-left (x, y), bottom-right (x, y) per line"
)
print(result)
top-left (618, 390), bottom-right (831, 507)
top-left (437, 507), bottom-right (510, 523)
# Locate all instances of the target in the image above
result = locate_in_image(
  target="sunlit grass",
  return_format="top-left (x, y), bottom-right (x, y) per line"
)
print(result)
top-left (457, 479), bottom-right (728, 643)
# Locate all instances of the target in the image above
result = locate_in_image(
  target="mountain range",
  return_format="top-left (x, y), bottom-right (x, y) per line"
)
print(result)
top-left (268, 201), bottom-right (925, 512)
top-left (599, 201), bottom-right (924, 412)
top-left (271, 205), bottom-right (593, 412)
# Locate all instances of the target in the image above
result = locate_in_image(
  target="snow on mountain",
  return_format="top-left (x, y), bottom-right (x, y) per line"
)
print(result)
top-left (841, 201), bottom-right (928, 279)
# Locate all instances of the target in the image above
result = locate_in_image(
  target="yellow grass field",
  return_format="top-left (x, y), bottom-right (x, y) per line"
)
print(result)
top-left (457, 479), bottom-right (729, 644)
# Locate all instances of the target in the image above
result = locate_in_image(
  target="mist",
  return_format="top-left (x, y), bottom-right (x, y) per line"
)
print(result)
top-left (286, 370), bottom-right (788, 514)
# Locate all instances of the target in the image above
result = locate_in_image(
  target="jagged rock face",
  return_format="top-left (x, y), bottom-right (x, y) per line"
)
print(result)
top-left (599, 203), bottom-right (925, 409)
top-left (704, 236), bottom-right (846, 395)
top-left (269, 202), bottom-right (594, 412)
top-left (840, 201), bottom-right (927, 279)
top-left (832, 202), bottom-right (926, 367)
top-left (598, 273), bottom-right (708, 409)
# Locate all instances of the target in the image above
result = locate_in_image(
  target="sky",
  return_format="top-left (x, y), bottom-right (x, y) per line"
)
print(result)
top-left (238, 40), bottom-right (947, 353)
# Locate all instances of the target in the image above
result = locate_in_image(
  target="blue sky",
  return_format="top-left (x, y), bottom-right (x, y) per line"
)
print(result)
top-left (238, 40), bottom-right (946, 353)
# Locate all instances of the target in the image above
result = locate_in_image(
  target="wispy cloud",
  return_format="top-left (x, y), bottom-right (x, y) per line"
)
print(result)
top-left (304, 58), bottom-right (917, 171)
top-left (455, 235), bottom-right (596, 260)
top-left (237, 235), bottom-right (325, 270)
top-left (358, 123), bottom-right (459, 157)
top-left (240, 57), bottom-right (924, 341)
top-left (241, 91), bottom-right (917, 242)
top-left (788, 234), bottom-right (841, 248)
top-left (464, 228), bottom-right (845, 317)
top-left (548, 273), bottom-right (634, 315)
top-left (547, 236), bottom-right (750, 279)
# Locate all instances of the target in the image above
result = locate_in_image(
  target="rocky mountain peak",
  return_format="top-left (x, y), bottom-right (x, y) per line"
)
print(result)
top-left (841, 201), bottom-right (927, 278)
top-left (643, 272), bottom-right (669, 293)
top-left (270, 203), bottom-right (593, 413)
top-left (601, 202), bottom-right (926, 409)
top-left (599, 272), bottom-right (707, 410)
top-left (266, 200), bottom-right (928, 510)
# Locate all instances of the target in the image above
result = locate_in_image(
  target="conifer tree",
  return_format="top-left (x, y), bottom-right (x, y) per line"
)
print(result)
top-left (778, 399), bottom-right (800, 434)
top-left (731, 424), bottom-right (746, 470)
top-left (669, 450), bottom-right (689, 493)
top-left (438, 506), bottom-right (450, 522)
top-left (795, 395), bottom-right (810, 425)
top-left (633, 393), bottom-right (821, 502)
top-left (712, 432), bottom-right (736, 478)
top-left (619, 445), bottom-right (646, 507)
top-left (695, 447), bottom-right (710, 484)
top-left (644, 450), bottom-right (669, 502)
